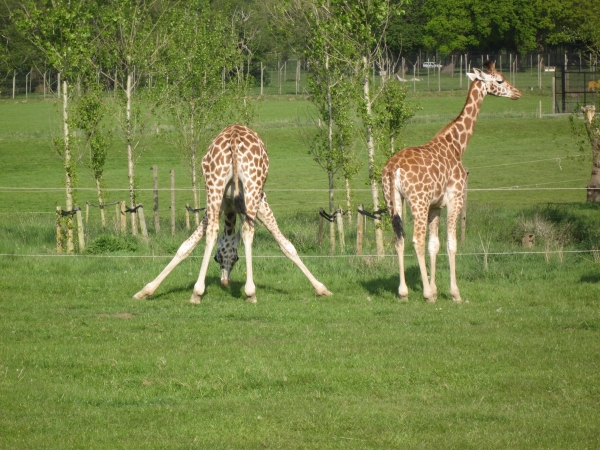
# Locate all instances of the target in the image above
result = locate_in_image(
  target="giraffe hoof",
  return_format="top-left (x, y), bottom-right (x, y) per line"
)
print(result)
top-left (452, 296), bottom-right (463, 303)
top-left (315, 285), bottom-right (332, 296)
top-left (246, 294), bottom-right (257, 304)
top-left (190, 292), bottom-right (202, 304)
top-left (133, 289), bottom-right (150, 300)
top-left (399, 295), bottom-right (409, 303)
top-left (425, 296), bottom-right (437, 303)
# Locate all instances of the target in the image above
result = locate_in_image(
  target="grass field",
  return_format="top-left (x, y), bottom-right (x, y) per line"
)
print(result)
top-left (1, 79), bottom-right (599, 448)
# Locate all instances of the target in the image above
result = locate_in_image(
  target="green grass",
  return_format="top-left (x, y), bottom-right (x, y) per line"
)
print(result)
top-left (1, 85), bottom-right (599, 448)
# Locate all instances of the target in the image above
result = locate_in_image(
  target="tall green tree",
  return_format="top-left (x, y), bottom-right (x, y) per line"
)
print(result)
top-left (96, 0), bottom-right (170, 235)
top-left (16, 0), bottom-right (96, 252)
top-left (73, 79), bottom-right (111, 227)
top-left (337, 0), bottom-right (403, 256)
top-left (160, 1), bottom-right (253, 225)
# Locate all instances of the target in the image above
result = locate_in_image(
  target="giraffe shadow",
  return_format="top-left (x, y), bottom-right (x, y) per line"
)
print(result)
top-left (134, 276), bottom-right (228, 301)
top-left (360, 266), bottom-right (423, 297)
top-left (580, 273), bottom-right (600, 283)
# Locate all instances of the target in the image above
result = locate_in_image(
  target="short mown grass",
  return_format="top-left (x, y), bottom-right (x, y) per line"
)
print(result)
top-left (1, 86), bottom-right (599, 448)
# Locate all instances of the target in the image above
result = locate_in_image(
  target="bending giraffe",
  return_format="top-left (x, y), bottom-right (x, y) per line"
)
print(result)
top-left (134, 125), bottom-right (332, 303)
top-left (381, 62), bottom-right (521, 302)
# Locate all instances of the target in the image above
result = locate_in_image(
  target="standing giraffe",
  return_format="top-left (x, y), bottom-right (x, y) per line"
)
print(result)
top-left (134, 124), bottom-right (332, 303)
top-left (381, 62), bottom-right (520, 302)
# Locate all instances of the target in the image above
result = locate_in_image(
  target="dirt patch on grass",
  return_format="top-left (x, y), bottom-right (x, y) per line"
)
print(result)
top-left (98, 313), bottom-right (134, 319)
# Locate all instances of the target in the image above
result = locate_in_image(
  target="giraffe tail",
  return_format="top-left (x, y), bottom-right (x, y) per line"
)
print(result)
top-left (386, 168), bottom-right (404, 239)
top-left (231, 130), bottom-right (246, 216)
top-left (392, 213), bottom-right (404, 239)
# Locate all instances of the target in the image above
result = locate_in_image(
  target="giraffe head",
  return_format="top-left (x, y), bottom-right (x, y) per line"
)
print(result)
top-left (467, 61), bottom-right (521, 100)
top-left (214, 229), bottom-right (240, 287)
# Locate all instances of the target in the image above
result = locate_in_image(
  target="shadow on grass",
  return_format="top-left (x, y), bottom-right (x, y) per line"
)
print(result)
top-left (359, 266), bottom-right (423, 296)
top-left (580, 272), bottom-right (600, 283)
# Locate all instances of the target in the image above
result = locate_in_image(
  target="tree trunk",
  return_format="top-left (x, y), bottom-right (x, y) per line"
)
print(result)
top-left (345, 177), bottom-right (352, 224)
top-left (326, 55), bottom-right (336, 253)
top-left (362, 56), bottom-right (384, 257)
top-left (96, 178), bottom-right (106, 228)
top-left (62, 80), bottom-right (75, 253)
top-left (582, 106), bottom-right (600, 202)
top-left (126, 72), bottom-right (138, 234)
top-left (190, 149), bottom-right (200, 227)
top-left (189, 109), bottom-right (200, 226)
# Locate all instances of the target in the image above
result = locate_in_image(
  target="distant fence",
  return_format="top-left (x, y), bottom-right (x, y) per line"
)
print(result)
top-left (555, 66), bottom-right (600, 113)
top-left (3, 51), bottom-right (598, 99)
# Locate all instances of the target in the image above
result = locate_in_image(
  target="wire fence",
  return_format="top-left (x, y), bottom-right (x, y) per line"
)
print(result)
top-left (3, 51), bottom-right (597, 99)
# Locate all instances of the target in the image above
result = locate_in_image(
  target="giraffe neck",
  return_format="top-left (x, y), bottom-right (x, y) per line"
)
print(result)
top-left (447, 80), bottom-right (486, 155)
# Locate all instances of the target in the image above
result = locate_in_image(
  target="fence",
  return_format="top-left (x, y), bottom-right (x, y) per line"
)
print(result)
top-left (3, 51), bottom-right (598, 99)
top-left (555, 66), bottom-right (600, 113)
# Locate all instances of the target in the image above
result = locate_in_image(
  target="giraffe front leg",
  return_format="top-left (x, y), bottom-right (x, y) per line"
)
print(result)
top-left (241, 219), bottom-right (257, 303)
top-left (190, 216), bottom-right (219, 304)
top-left (257, 198), bottom-right (331, 297)
top-left (446, 201), bottom-right (462, 303)
top-left (133, 215), bottom-right (208, 299)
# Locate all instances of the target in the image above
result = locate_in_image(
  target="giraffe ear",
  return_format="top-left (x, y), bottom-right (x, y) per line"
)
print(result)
top-left (469, 68), bottom-right (492, 82)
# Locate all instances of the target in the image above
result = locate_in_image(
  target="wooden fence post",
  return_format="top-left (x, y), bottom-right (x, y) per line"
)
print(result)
top-left (120, 201), bottom-right (127, 233)
top-left (152, 165), bottom-right (160, 233)
top-left (56, 206), bottom-right (63, 254)
top-left (336, 205), bottom-right (345, 252)
top-left (460, 170), bottom-right (469, 244)
top-left (185, 203), bottom-right (191, 231)
top-left (318, 210), bottom-right (324, 246)
top-left (170, 169), bottom-right (176, 236)
top-left (75, 206), bottom-right (85, 252)
top-left (356, 204), bottom-right (364, 255)
top-left (85, 202), bottom-right (89, 224)
top-left (137, 204), bottom-right (149, 241)
top-left (115, 203), bottom-right (120, 232)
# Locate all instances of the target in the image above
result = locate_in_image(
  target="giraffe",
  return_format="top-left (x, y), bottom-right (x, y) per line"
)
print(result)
top-left (134, 124), bottom-right (332, 303)
top-left (381, 62), bottom-right (521, 303)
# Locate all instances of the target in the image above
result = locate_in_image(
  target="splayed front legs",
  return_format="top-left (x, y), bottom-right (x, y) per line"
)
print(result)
top-left (133, 215), bottom-right (208, 300)
top-left (257, 199), bottom-right (332, 297)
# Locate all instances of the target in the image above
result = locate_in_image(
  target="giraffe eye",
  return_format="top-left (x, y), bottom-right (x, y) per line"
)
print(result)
top-left (496, 79), bottom-right (504, 85)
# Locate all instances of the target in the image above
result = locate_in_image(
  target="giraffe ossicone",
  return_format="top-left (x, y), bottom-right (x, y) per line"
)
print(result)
top-left (381, 62), bottom-right (521, 303)
top-left (134, 124), bottom-right (332, 303)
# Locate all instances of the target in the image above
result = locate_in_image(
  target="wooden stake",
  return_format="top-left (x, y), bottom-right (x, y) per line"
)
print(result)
top-left (115, 203), bottom-right (120, 232)
top-left (185, 203), bottom-right (191, 230)
top-left (85, 202), bottom-right (89, 224)
top-left (318, 211), bottom-right (324, 246)
top-left (120, 201), bottom-right (127, 233)
top-left (336, 205), bottom-right (345, 252)
top-left (170, 169), bottom-right (175, 236)
top-left (356, 204), bottom-right (364, 255)
top-left (56, 206), bottom-right (63, 254)
top-left (75, 207), bottom-right (85, 252)
top-left (153, 165), bottom-right (160, 233)
top-left (137, 204), bottom-right (149, 241)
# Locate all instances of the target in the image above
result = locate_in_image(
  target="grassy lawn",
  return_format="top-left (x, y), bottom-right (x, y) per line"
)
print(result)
top-left (1, 81), bottom-right (599, 448)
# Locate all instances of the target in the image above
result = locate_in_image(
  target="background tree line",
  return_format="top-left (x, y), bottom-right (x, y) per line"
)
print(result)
top-left (3, 0), bottom-right (600, 78)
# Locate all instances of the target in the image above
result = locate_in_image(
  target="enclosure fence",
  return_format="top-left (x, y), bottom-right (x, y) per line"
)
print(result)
top-left (3, 51), bottom-right (598, 101)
